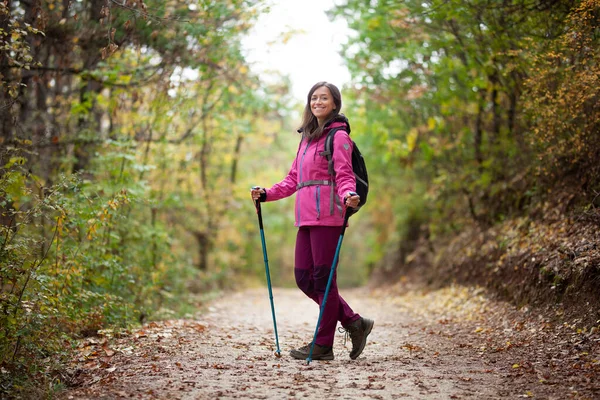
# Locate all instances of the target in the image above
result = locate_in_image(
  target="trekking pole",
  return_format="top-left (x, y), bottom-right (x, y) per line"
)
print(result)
top-left (252, 187), bottom-right (282, 358)
top-left (306, 201), bottom-right (356, 365)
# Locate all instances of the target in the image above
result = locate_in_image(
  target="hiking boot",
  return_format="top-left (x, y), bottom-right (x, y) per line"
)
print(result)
top-left (289, 343), bottom-right (334, 361)
top-left (345, 317), bottom-right (374, 359)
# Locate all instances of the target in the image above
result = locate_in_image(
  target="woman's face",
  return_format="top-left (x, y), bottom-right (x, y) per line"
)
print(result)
top-left (310, 86), bottom-right (335, 124)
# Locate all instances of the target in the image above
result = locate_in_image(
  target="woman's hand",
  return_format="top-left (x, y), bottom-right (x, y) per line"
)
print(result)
top-left (251, 186), bottom-right (266, 201)
top-left (344, 192), bottom-right (360, 209)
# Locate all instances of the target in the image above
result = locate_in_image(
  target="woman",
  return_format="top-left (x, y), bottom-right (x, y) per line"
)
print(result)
top-left (251, 81), bottom-right (374, 361)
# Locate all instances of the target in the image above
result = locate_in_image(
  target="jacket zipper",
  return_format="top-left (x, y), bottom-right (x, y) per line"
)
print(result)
top-left (297, 139), bottom-right (312, 224)
top-left (316, 186), bottom-right (321, 220)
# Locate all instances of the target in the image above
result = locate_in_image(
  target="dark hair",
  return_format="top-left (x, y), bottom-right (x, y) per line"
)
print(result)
top-left (298, 81), bottom-right (342, 140)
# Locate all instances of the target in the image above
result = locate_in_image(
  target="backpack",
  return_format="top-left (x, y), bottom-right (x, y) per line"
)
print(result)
top-left (321, 127), bottom-right (369, 214)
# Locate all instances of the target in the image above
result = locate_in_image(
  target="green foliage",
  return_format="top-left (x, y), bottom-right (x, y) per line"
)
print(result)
top-left (0, 143), bottom-right (199, 393)
top-left (2, 0), bottom-right (597, 395)
top-left (331, 0), bottom-right (594, 253)
top-left (0, 0), bottom-right (285, 395)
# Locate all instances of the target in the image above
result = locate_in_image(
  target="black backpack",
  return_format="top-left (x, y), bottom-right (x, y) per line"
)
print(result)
top-left (321, 127), bottom-right (369, 213)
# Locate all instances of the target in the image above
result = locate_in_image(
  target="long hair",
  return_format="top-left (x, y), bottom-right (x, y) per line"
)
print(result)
top-left (298, 81), bottom-right (342, 140)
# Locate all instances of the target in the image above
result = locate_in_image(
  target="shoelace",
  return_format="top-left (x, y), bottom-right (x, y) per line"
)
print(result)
top-left (298, 343), bottom-right (311, 352)
top-left (338, 326), bottom-right (352, 349)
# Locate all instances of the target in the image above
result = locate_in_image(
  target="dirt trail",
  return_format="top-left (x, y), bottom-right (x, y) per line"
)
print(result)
top-left (63, 285), bottom-right (599, 399)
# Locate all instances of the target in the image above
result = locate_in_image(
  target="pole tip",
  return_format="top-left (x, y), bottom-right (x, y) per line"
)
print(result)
top-left (274, 351), bottom-right (281, 358)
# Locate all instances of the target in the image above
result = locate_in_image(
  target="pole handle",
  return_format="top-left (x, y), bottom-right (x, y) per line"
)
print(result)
top-left (252, 186), bottom-right (264, 228)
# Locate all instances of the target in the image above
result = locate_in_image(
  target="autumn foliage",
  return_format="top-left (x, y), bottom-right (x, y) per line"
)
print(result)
top-left (0, 0), bottom-right (287, 395)
top-left (1, 0), bottom-right (599, 396)
top-left (332, 0), bottom-right (600, 324)
top-left (525, 0), bottom-right (600, 190)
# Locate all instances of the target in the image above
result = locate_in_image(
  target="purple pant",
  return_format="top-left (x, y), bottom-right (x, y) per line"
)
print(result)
top-left (295, 225), bottom-right (360, 347)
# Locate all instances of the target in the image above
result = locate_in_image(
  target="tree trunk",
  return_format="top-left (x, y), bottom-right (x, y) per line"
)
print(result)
top-left (474, 90), bottom-right (485, 167)
top-left (489, 70), bottom-right (501, 145)
top-left (230, 131), bottom-right (243, 184)
top-left (193, 231), bottom-right (210, 271)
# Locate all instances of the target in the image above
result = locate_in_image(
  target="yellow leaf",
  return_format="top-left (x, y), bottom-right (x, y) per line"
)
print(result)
top-left (367, 17), bottom-right (381, 30)
top-left (407, 128), bottom-right (418, 152)
top-left (427, 117), bottom-right (436, 130)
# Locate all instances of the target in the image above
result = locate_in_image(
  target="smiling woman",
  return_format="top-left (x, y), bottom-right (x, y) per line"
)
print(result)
top-left (251, 80), bottom-right (372, 362)
top-left (311, 86), bottom-right (336, 124)
top-left (241, 0), bottom-right (351, 99)
top-left (299, 81), bottom-right (342, 140)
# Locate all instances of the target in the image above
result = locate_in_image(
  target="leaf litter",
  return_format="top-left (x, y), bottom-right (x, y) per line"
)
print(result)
top-left (61, 285), bottom-right (599, 399)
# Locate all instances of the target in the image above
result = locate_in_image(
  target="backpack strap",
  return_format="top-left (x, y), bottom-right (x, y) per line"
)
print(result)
top-left (319, 129), bottom-right (337, 176)
top-left (356, 174), bottom-right (368, 188)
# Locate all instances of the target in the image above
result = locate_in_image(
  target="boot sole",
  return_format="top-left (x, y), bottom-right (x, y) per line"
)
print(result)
top-left (290, 349), bottom-right (334, 361)
top-left (350, 318), bottom-right (374, 360)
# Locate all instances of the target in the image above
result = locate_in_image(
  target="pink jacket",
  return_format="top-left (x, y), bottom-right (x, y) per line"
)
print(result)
top-left (265, 120), bottom-right (356, 227)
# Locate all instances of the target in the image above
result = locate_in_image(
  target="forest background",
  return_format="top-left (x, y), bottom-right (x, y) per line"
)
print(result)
top-left (0, 0), bottom-right (599, 396)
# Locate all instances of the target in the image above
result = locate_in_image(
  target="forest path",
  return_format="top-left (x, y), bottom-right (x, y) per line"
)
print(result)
top-left (63, 285), bottom-right (599, 399)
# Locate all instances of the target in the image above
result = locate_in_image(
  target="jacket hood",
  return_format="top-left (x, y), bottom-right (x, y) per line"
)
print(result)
top-left (324, 113), bottom-right (351, 135)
